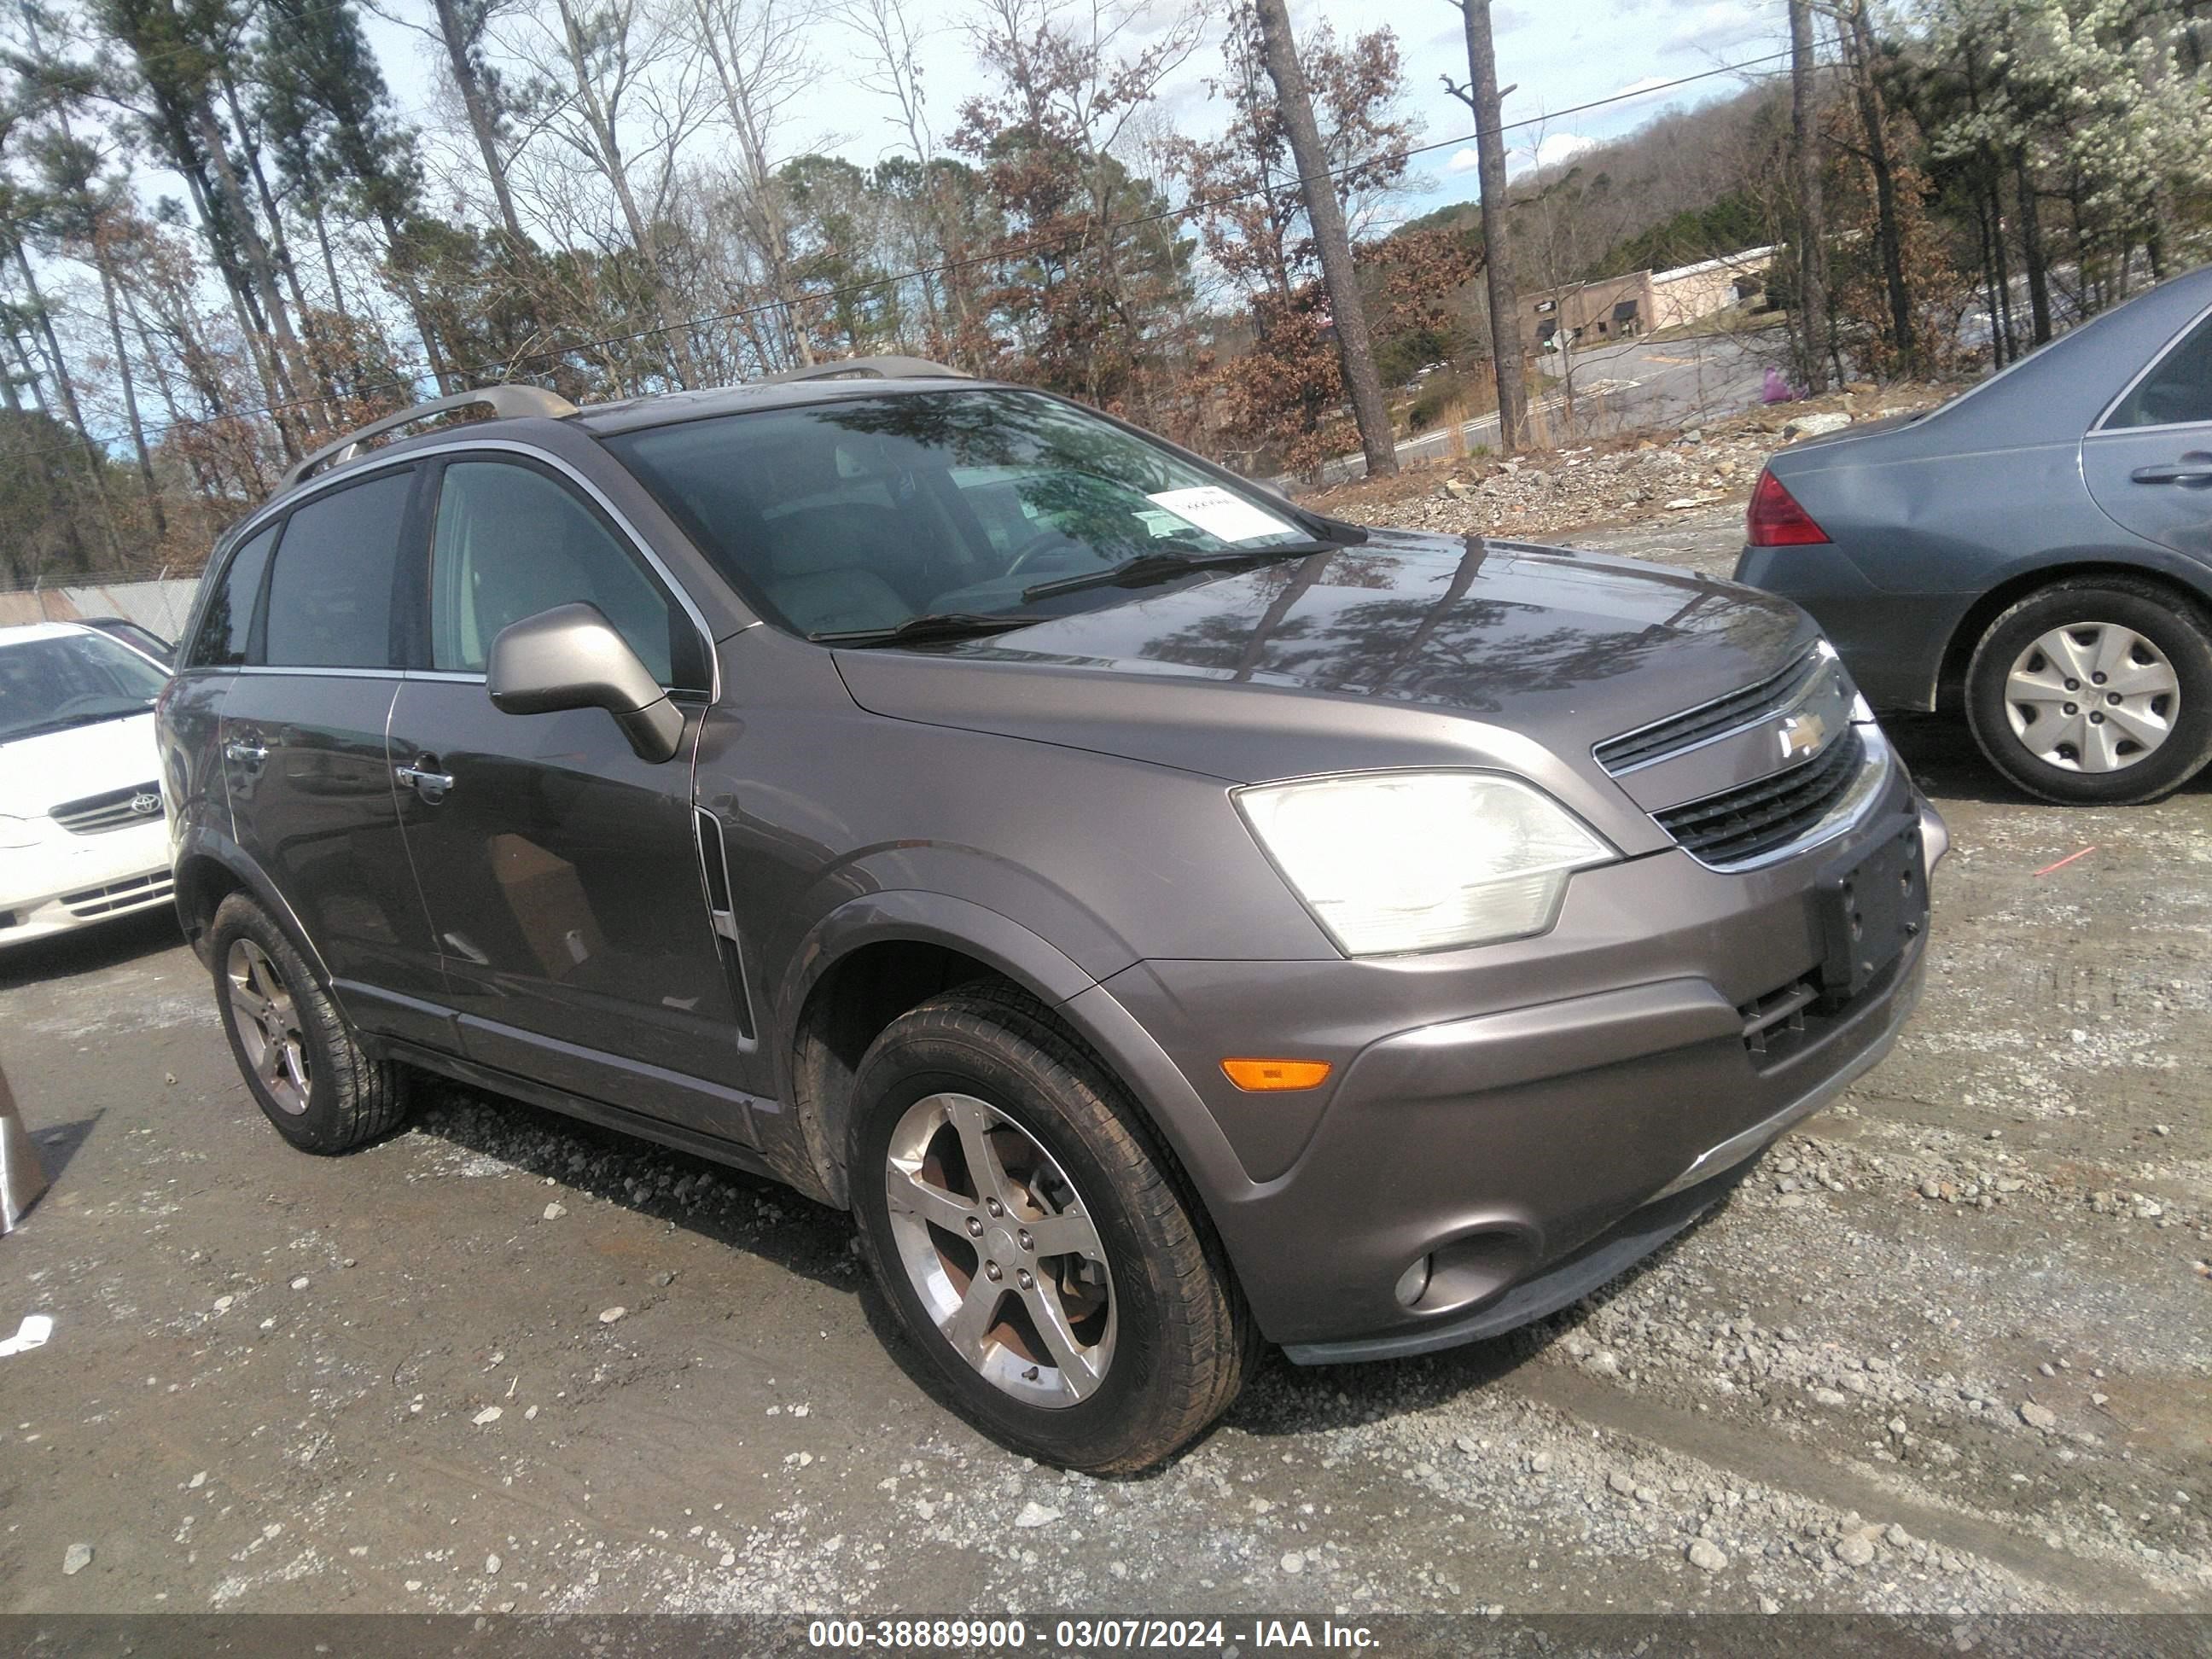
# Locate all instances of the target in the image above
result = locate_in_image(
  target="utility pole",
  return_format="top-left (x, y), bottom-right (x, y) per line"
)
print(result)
top-left (1789, 0), bottom-right (1831, 393)
top-left (1442, 1), bottom-right (1528, 451)
top-left (1250, 0), bottom-right (1398, 480)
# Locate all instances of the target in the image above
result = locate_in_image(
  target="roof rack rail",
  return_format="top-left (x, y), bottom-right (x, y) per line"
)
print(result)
top-left (279, 384), bottom-right (578, 491)
top-left (753, 355), bottom-right (972, 387)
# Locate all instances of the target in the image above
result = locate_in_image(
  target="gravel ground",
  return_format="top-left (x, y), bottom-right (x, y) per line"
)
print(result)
top-left (1, 510), bottom-right (2206, 1623)
top-left (1304, 382), bottom-right (1962, 545)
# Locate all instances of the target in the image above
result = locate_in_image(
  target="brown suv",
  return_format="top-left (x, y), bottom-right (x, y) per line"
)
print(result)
top-left (156, 360), bottom-right (1943, 1471)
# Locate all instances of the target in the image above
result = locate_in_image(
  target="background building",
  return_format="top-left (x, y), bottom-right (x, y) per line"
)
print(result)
top-left (1525, 247), bottom-right (1774, 349)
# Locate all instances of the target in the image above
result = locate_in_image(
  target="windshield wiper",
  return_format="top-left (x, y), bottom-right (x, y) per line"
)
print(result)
top-left (4, 705), bottom-right (154, 741)
top-left (1022, 540), bottom-right (1337, 602)
top-left (811, 612), bottom-right (1039, 648)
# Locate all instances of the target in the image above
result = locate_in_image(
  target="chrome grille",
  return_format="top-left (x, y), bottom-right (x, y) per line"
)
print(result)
top-left (52, 782), bottom-right (164, 836)
top-left (61, 871), bottom-right (174, 917)
top-left (1654, 727), bottom-right (1867, 864)
top-left (1595, 649), bottom-right (1825, 773)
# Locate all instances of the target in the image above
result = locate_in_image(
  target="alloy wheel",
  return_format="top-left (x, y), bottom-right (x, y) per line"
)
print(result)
top-left (2002, 622), bottom-right (2179, 773)
top-left (882, 1091), bottom-right (1116, 1408)
top-left (226, 937), bottom-right (311, 1115)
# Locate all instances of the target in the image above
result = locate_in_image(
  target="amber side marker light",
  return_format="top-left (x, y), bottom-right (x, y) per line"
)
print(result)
top-left (1747, 468), bottom-right (1832, 546)
top-left (1220, 1059), bottom-right (1333, 1091)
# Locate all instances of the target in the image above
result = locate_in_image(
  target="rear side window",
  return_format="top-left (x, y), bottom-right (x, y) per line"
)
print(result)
top-left (187, 522), bottom-right (277, 668)
top-left (2105, 311), bottom-right (2212, 430)
top-left (262, 469), bottom-right (413, 669)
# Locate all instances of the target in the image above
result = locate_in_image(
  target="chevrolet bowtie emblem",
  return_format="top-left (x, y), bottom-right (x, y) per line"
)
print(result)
top-left (1778, 712), bottom-right (1827, 760)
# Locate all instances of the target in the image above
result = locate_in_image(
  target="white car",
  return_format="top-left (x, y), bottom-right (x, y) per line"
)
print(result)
top-left (0, 621), bottom-right (175, 946)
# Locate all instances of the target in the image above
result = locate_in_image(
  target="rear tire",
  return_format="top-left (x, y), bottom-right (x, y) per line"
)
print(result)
top-left (208, 892), bottom-right (410, 1153)
top-left (847, 984), bottom-right (1255, 1474)
top-left (1965, 579), bottom-right (2212, 806)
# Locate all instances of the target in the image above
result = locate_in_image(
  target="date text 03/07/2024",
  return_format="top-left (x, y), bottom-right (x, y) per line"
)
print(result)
top-left (805, 1618), bottom-right (1381, 1650)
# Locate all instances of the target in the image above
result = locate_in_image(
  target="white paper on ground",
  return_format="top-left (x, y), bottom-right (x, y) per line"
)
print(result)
top-left (1144, 486), bottom-right (1296, 544)
top-left (0, 1313), bottom-right (54, 1357)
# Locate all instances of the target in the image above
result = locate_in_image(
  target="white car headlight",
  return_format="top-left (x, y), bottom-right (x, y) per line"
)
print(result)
top-left (1236, 771), bottom-right (1615, 957)
top-left (0, 814), bottom-right (41, 850)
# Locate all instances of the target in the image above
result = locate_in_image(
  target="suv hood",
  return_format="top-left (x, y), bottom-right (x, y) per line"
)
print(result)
top-left (833, 528), bottom-right (1815, 785)
top-left (0, 711), bottom-right (160, 818)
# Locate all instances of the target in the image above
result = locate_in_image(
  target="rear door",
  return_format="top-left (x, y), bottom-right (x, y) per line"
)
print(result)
top-left (386, 452), bottom-right (760, 1140)
top-left (161, 520), bottom-right (278, 868)
top-left (218, 465), bottom-right (447, 1043)
top-left (2083, 307), bottom-right (2212, 562)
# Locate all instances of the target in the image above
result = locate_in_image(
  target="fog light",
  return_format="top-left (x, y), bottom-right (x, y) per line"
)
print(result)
top-left (1394, 1254), bottom-right (1434, 1307)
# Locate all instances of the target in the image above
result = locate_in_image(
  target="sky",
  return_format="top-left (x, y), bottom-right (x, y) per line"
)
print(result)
top-left (348, 0), bottom-right (1794, 230)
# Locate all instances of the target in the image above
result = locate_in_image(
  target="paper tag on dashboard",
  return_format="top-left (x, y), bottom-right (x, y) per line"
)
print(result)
top-left (1144, 486), bottom-right (1296, 544)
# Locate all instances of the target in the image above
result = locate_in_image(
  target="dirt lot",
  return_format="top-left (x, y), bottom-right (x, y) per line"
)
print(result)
top-left (2, 506), bottom-right (2207, 1623)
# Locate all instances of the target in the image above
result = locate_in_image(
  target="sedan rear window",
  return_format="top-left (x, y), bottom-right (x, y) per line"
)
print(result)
top-left (604, 390), bottom-right (1309, 637)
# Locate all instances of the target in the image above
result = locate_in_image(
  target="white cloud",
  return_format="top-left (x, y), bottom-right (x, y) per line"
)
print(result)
top-left (1611, 75), bottom-right (1677, 105)
top-left (1447, 148), bottom-right (1484, 174)
top-left (1515, 131), bottom-right (1598, 172)
top-left (1663, 0), bottom-right (1777, 54)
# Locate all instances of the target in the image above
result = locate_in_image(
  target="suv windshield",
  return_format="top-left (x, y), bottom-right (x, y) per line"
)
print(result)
top-left (0, 629), bottom-right (169, 743)
top-left (605, 389), bottom-right (1324, 639)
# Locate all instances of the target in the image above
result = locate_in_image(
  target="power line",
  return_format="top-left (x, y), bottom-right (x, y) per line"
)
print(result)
top-left (15, 47), bottom-right (1793, 463)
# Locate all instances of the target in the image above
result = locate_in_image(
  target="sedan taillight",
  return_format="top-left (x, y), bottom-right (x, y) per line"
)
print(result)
top-left (1747, 469), bottom-right (1831, 546)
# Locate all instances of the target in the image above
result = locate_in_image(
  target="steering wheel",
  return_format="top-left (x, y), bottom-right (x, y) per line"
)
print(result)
top-left (1002, 528), bottom-right (1099, 578)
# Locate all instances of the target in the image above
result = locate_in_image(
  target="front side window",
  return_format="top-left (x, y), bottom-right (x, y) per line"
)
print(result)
top-left (2105, 311), bottom-right (2212, 430)
top-left (0, 629), bottom-right (169, 743)
top-left (605, 390), bottom-right (1314, 638)
top-left (188, 522), bottom-right (278, 669)
top-left (428, 460), bottom-right (690, 687)
top-left (263, 469), bottom-right (413, 669)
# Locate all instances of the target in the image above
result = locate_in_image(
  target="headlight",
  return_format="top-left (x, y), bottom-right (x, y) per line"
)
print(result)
top-left (1815, 637), bottom-right (1875, 723)
top-left (0, 815), bottom-right (40, 850)
top-left (1236, 771), bottom-right (1615, 957)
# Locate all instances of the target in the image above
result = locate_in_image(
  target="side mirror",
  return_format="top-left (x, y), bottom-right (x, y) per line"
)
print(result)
top-left (486, 602), bottom-right (685, 764)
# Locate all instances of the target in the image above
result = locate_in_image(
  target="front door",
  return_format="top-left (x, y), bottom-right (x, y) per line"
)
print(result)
top-left (2084, 308), bottom-right (2212, 562)
top-left (218, 465), bottom-right (447, 1043)
top-left (387, 453), bottom-right (758, 1142)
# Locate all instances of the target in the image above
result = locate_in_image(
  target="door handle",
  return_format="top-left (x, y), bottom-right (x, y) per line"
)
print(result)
top-left (2131, 457), bottom-right (2212, 485)
top-left (224, 739), bottom-right (268, 765)
top-left (395, 760), bottom-right (455, 801)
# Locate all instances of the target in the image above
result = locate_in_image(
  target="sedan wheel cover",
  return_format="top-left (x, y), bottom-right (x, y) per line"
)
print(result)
top-left (226, 939), bottom-right (311, 1115)
top-left (883, 1092), bottom-right (1117, 1409)
top-left (2002, 622), bottom-right (2179, 774)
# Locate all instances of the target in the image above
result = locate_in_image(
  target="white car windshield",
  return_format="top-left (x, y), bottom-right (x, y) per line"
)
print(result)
top-left (0, 631), bottom-right (169, 743)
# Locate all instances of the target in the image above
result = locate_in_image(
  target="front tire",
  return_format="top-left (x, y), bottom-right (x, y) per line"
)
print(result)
top-left (1965, 579), bottom-right (2212, 806)
top-left (848, 985), bottom-right (1254, 1474)
top-left (208, 892), bottom-right (410, 1154)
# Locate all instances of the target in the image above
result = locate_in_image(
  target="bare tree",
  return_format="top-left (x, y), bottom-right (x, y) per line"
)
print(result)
top-left (688, 0), bottom-right (819, 366)
top-left (500, 0), bottom-right (709, 382)
top-left (1249, 0), bottom-right (1395, 478)
top-left (1441, 0), bottom-right (1527, 451)
top-left (1789, 0), bottom-right (1830, 392)
top-left (418, 0), bottom-right (533, 245)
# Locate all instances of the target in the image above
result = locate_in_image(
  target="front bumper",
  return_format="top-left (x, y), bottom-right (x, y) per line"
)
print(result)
top-left (0, 819), bottom-right (175, 946)
top-left (1097, 763), bottom-right (1942, 1356)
